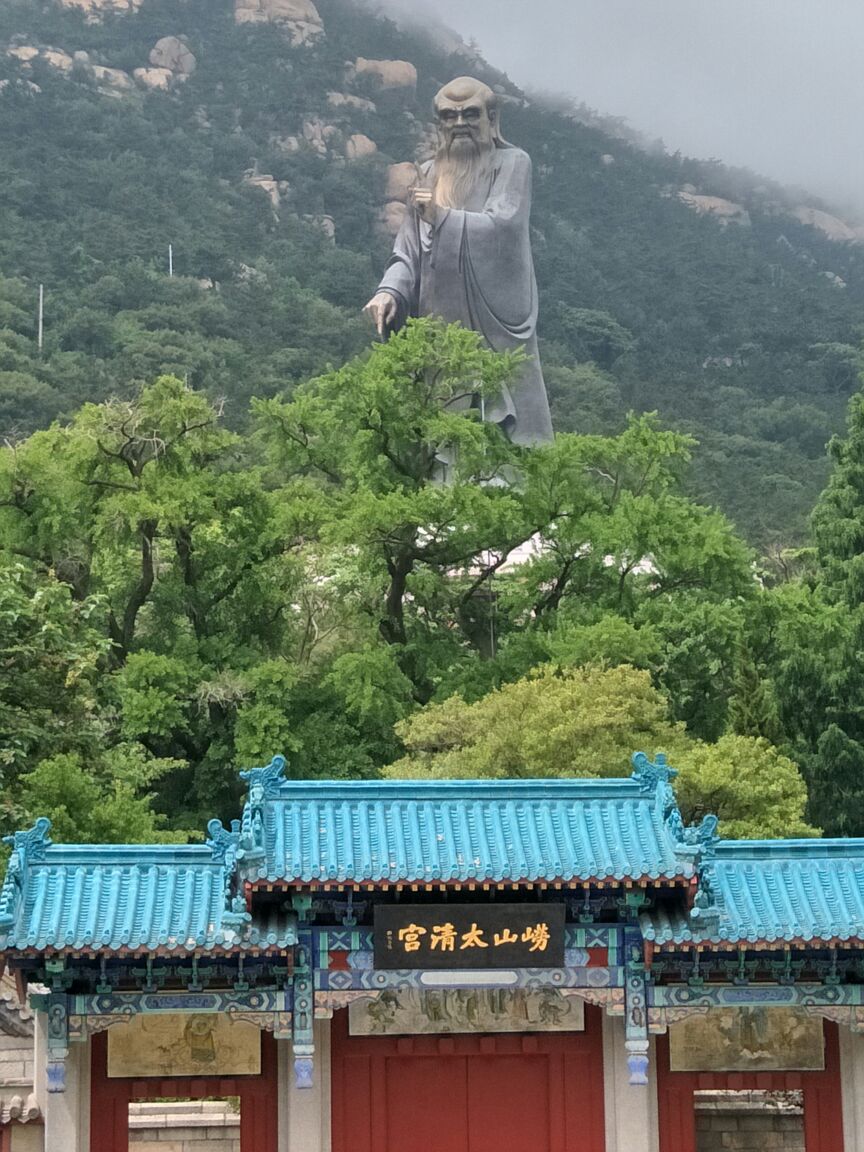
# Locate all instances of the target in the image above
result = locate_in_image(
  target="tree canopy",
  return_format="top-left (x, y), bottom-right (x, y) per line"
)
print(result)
top-left (0, 319), bottom-right (829, 843)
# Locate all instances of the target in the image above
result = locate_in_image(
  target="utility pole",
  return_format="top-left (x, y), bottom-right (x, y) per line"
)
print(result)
top-left (168, 244), bottom-right (174, 278)
top-left (37, 284), bottom-right (44, 355)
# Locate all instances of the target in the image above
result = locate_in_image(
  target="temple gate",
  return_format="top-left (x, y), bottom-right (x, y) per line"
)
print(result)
top-left (3, 752), bottom-right (864, 1151)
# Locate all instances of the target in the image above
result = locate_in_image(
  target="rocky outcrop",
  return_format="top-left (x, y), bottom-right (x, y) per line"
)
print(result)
top-left (149, 36), bottom-right (196, 75)
top-left (792, 206), bottom-right (864, 244)
top-left (7, 44), bottom-right (136, 90)
top-left (353, 58), bottom-right (417, 94)
top-left (44, 48), bottom-right (75, 70)
top-left (0, 77), bottom-right (41, 95)
top-left (303, 214), bottom-right (336, 241)
top-left (302, 117), bottom-right (338, 156)
top-left (7, 46), bottom-right (39, 63)
top-left (679, 191), bottom-right (751, 227)
top-left (271, 134), bottom-right (301, 154)
top-left (234, 0), bottom-right (323, 45)
top-left (134, 66), bottom-right (173, 90)
top-left (327, 91), bottom-right (376, 114)
top-left (92, 64), bottom-right (134, 90)
top-left (385, 161), bottom-right (417, 203)
top-left (243, 172), bottom-right (287, 212)
top-left (345, 133), bottom-right (376, 160)
top-left (57, 0), bottom-right (143, 20)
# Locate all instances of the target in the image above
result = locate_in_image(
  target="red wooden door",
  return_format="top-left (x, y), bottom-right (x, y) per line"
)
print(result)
top-left (331, 1003), bottom-right (606, 1152)
top-left (656, 1020), bottom-right (844, 1152)
top-left (90, 1028), bottom-right (278, 1152)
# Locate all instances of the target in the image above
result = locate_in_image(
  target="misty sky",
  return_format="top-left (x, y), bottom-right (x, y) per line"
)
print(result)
top-left (420, 0), bottom-right (864, 215)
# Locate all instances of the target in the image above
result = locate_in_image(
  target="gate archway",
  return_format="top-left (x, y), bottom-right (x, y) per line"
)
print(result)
top-left (656, 1020), bottom-right (844, 1152)
top-left (331, 1001), bottom-right (606, 1152)
top-left (89, 1028), bottom-right (278, 1152)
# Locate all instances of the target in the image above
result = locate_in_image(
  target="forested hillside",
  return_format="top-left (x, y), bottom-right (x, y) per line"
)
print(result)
top-left (1, 0), bottom-right (864, 544)
top-left (3, 0), bottom-right (864, 848)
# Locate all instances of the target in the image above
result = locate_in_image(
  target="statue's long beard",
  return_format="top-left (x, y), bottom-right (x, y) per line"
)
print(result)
top-left (433, 139), bottom-right (494, 210)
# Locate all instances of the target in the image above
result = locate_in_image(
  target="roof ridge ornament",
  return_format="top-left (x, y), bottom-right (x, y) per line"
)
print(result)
top-left (631, 751), bottom-right (676, 791)
top-left (2, 818), bottom-right (52, 862)
top-left (632, 751), bottom-right (679, 826)
top-left (682, 814), bottom-right (720, 857)
top-left (238, 755), bottom-right (286, 863)
top-left (690, 851), bottom-right (723, 929)
top-left (239, 754), bottom-right (287, 799)
top-left (206, 819), bottom-right (241, 866)
top-left (0, 819), bottom-right (52, 931)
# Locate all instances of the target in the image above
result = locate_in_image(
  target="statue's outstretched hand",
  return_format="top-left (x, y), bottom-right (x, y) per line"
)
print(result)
top-left (364, 291), bottom-right (398, 339)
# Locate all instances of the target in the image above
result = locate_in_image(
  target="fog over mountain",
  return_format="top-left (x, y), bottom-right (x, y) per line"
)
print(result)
top-left (384, 0), bottom-right (864, 216)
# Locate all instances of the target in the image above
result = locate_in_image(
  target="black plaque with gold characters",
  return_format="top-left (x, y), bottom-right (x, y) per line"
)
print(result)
top-left (374, 903), bottom-right (566, 970)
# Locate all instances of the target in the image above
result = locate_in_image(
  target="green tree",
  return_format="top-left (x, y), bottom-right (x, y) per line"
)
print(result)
top-left (0, 560), bottom-right (105, 787)
top-left (386, 664), bottom-right (813, 838)
top-left (259, 320), bottom-right (754, 729)
top-left (764, 387), bottom-right (864, 834)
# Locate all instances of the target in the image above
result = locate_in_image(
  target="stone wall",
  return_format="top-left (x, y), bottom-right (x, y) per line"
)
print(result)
top-left (0, 1034), bottom-right (34, 1089)
top-left (696, 1094), bottom-right (805, 1152)
top-left (129, 1101), bottom-right (239, 1152)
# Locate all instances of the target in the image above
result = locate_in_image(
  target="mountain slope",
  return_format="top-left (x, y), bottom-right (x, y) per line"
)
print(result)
top-left (1, 0), bottom-right (863, 543)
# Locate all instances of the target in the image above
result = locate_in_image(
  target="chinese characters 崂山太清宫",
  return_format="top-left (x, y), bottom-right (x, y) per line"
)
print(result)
top-left (397, 922), bottom-right (551, 954)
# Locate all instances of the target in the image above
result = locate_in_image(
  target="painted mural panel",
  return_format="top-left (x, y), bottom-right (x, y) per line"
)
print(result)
top-left (669, 1007), bottom-right (824, 1072)
top-left (107, 1012), bottom-right (261, 1077)
top-left (349, 987), bottom-right (585, 1035)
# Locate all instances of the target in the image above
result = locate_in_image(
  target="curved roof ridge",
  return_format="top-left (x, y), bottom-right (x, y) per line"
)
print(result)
top-left (716, 838), bottom-right (864, 857)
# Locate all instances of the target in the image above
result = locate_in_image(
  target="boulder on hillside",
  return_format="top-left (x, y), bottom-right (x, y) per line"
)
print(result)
top-left (134, 66), bottom-right (173, 90)
top-left (92, 64), bottom-right (134, 90)
top-left (346, 133), bottom-right (377, 160)
top-left (272, 134), bottom-right (301, 154)
top-left (58, 0), bottom-right (143, 20)
top-left (793, 206), bottom-right (862, 245)
top-left (149, 36), bottom-right (196, 75)
top-left (7, 46), bottom-right (40, 63)
top-left (385, 161), bottom-right (417, 203)
top-left (327, 91), bottom-right (376, 113)
top-left (0, 77), bottom-right (41, 94)
top-left (42, 48), bottom-right (74, 71)
top-left (678, 191), bottom-right (750, 227)
top-left (244, 173), bottom-right (282, 212)
top-left (302, 117), bottom-right (338, 155)
top-left (234, 0), bottom-right (323, 45)
top-left (353, 57), bottom-right (417, 96)
top-left (354, 58), bottom-right (417, 90)
top-left (303, 214), bottom-right (336, 241)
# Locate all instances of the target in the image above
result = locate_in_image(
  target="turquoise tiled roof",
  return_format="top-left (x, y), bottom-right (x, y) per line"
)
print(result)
top-left (235, 754), bottom-right (708, 886)
top-left (642, 839), bottom-right (864, 948)
top-left (0, 821), bottom-right (296, 955)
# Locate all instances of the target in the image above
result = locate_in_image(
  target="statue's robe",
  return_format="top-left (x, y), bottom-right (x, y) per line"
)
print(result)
top-left (377, 143), bottom-right (554, 445)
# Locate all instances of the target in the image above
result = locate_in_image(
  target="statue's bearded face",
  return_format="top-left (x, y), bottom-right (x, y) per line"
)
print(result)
top-left (432, 78), bottom-right (499, 210)
top-left (435, 95), bottom-right (496, 158)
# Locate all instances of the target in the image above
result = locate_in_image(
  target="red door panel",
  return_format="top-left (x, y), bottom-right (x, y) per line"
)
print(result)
top-left (468, 1055), bottom-right (549, 1152)
top-left (331, 1004), bottom-right (606, 1152)
top-left (564, 1050), bottom-right (607, 1152)
top-left (387, 1056), bottom-right (468, 1152)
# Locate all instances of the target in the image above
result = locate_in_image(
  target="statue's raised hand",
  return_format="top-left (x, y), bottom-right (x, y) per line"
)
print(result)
top-left (363, 291), bottom-right (398, 338)
top-left (412, 187), bottom-right (438, 225)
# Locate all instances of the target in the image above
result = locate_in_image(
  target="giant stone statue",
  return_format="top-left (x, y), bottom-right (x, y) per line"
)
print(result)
top-left (364, 76), bottom-right (554, 446)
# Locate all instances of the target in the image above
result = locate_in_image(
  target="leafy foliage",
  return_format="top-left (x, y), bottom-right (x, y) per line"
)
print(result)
top-left (0, 320), bottom-right (819, 841)
top-left (0, 0), bottom-right (862, 543)
top-left (388, 666), bottom-right (814, 839)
